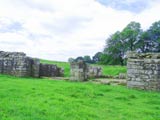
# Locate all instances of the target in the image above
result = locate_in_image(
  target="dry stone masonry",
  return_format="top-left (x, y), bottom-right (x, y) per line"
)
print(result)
top-left (0, 51), bottom-right (64, 77)
top-left (70, 61), bottom-right (88, 81)
top-left (39, 63), bottom-right (64, 77)
top-left (70, 61), bottom-right (102, 81)
top-left (0, 51), bottom-right (39, 77)
top-left (87, 66), bottom-right (102, 78)
top-left (127, 51), bottom-right (160, 91)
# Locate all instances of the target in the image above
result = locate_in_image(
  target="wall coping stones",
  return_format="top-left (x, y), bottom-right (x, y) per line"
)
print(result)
top-left (127, 51), bottom-right (160, 59)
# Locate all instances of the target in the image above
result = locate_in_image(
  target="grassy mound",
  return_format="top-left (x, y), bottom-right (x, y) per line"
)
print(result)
top-left (0, 74), bottom-right (160, 120)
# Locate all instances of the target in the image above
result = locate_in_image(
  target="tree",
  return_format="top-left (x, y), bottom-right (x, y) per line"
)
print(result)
top-left (83, 55), bottom-right (92, 63)
top-left (121, 21), bottom-right (142, 51)
top-left (147, 20), bottom-right (160, 52)
top-left (100, 20), bottom-right (160, 65)
top-left (98, 53), bottom-right (119, 65)
top-left (138, 31), bottom-right (153, 52)
top-left (103, 22), bottom-right (142, 65)
top-left (75, 56), bottom-right (84, 62)
top-left (92, 52), bottom-right (103, 63)
top-left (104, 31), bottom-right (126, 65)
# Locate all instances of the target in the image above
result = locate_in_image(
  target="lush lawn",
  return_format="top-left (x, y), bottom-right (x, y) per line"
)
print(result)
top-left (40, 60), bottom-right (127, 77)
top-left (94, 65), bottom-right (127, 76)
top-left (0, 74), bottom-right (160, 120)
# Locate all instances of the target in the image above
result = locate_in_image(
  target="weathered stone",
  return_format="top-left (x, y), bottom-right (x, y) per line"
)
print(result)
top-left (118, 73), bottom-right (127, 79)
top-left (126, 51), bottom-right (139, 59)
top-left (39, 63), bottom-right (64, 77)
top-left (70, 61), bottom-right (102, 81)
top-left (31, 58), bottom-right (40, 77)
top-left (0, 51), bottom-right (64, 78)
top-left (70, 61), bottom-right (88, 81)
top-left (87, 66), bottom-right (102, 78)
top-left (127, 51), bottom-right (160, 91)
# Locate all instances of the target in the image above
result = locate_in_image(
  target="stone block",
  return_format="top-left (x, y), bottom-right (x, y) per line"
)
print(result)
top-left (70, 61), bottom-right (88, 81)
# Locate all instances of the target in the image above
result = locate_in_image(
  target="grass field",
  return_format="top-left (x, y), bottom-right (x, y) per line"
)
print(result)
top-left (0, 74), bottom-right (160, 120)
top-left (93, 64), bottom-right (126, 76)
top-left (40, 60), bottom-right (127, 77)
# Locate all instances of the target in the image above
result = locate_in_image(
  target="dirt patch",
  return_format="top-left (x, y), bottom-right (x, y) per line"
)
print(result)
top-left (92, 78), bottom-right (127, 86)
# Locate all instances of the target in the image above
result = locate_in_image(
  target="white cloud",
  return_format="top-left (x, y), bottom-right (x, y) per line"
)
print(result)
top-left (0, 0), bottom-right (160, 61)
top-left (135, 1), bottom-right (160, 29)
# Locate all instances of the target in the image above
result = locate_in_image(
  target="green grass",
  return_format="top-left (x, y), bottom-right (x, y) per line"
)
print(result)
top-left (0, 74), bottom-right (160, 120)
top-left (93, 64), bottom-right (127, 76)
top-left (40, 59), bottom-right (127, 77)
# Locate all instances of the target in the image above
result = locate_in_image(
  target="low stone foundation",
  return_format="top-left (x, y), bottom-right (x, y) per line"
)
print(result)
top-left (127, 51), bottom-right (160, 91)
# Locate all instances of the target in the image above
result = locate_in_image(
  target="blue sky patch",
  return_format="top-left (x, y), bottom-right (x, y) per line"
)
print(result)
top-left (96, 0), bottom-right (150, 13)
top-left (0, 20), bottom-right (23, 33)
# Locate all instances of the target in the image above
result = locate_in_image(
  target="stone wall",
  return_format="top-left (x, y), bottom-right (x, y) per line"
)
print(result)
top-left (70, 61), bottom-right (88, 81)
top-left (0, 51), bottom-right (64, 77)
top-left (30, 58), bottom-right (40, 77)
top-left (39, 63), bottom-right (64, 77)
top-left (87, 66), bottom-right (102, 78)
top-left (0, 51), bottom-right (38, 77)
top-left (127, 51), bottom-right (160, 91)
top-left (70, 61), bottom-right (102, 81)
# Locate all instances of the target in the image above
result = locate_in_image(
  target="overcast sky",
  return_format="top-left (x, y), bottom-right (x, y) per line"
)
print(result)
top-left (0, 0), bottom-right (160, 61)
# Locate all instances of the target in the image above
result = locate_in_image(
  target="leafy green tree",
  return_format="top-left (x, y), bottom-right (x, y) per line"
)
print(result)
top-left (121, 21), bottom-right (142, 51)
top-left (83, 55), bottom-right (92, 63)
top-left (92, 52), bottom-right (103, 63)
top-left (75, 56), bottom-right (84, 62)
top-left (138, 31), bottom-right (153, 52)
top-left (98, 53), bottom-right (119, 65)
top-left (104, 31), bottom-right (126, 65)
top-left (100, 20), bottom-right (160, 65)
top-left (147, 20), bottom-right (160, 52)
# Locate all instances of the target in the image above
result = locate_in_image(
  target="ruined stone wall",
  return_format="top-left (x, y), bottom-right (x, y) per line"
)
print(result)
top-left (39, 64), bottom-right (64, 77)
top-left (0, 51), bottom-right (64, 77)
top-left (0, 51), bottom-right (38, 77)
top-left (87, 66), bottom-right (102, 78)
top-left (30, 58), bottom-right (40, 77)
top-left (70, 61), bottom-right (88, 81)
top-left (127, 51), bottom-right (160, 91)
top-left (70, 61), bottom-right (102, 81)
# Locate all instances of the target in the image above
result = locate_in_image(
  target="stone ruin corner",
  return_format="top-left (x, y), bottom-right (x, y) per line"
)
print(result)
top-left (0, 51), bottom-right (64, 77)
top-left (127, 51), bottom-right (160, 91)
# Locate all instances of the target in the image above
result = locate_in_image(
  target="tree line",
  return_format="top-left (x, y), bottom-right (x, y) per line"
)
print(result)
top-left (69, 20), bottom-right (160, 65)
top-left (103, 20), bottom-right (160, 65)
